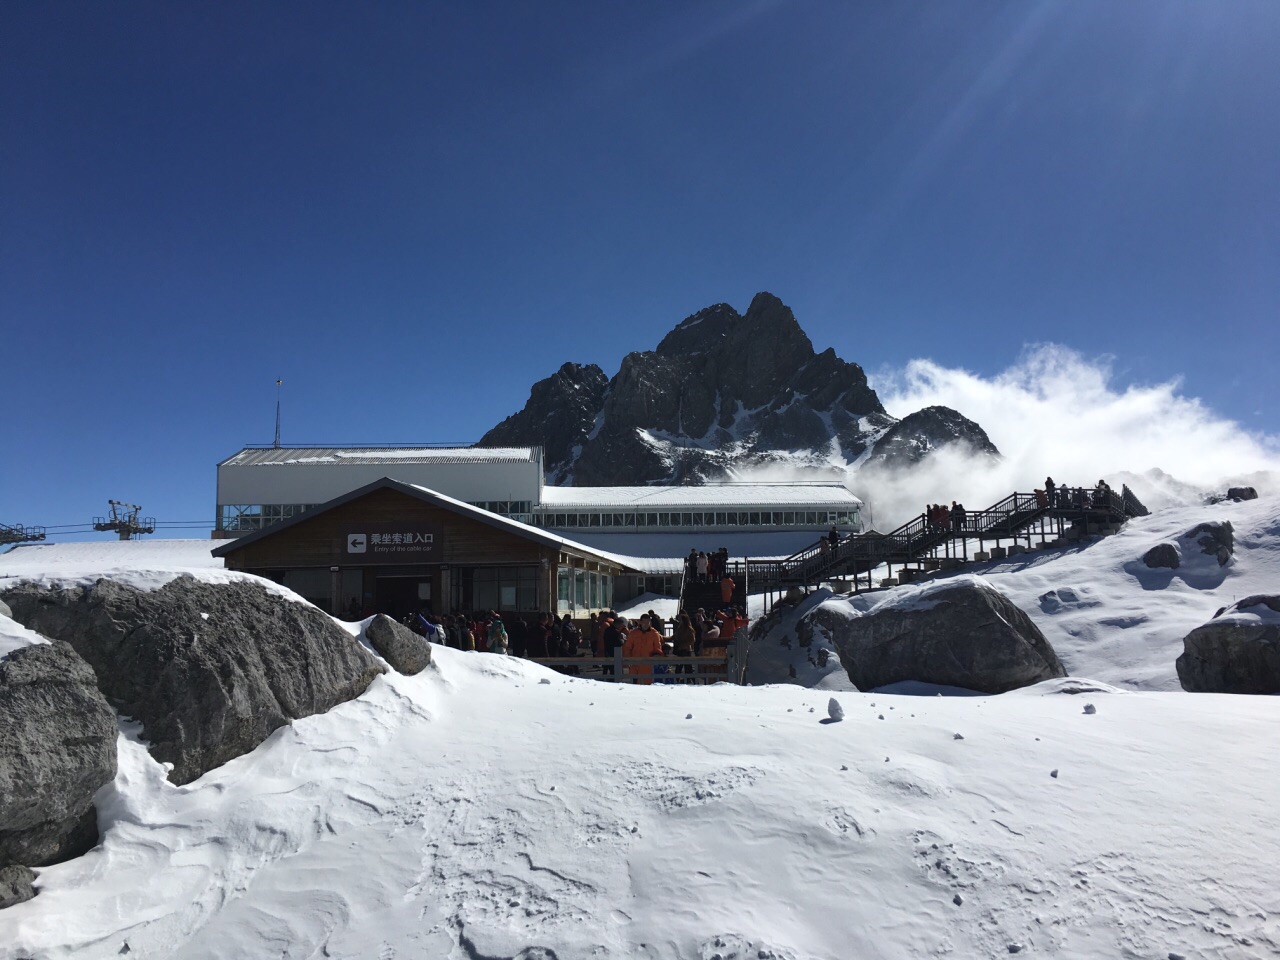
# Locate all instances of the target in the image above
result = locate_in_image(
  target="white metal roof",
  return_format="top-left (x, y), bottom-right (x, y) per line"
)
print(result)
top-left (221, 446), bottom-right (539, 467)
top-left (537, 484), bottom-right (861, 509)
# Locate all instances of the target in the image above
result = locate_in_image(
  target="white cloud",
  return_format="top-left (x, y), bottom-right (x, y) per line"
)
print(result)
top-left (852, 345), bottom-right (1279, 528)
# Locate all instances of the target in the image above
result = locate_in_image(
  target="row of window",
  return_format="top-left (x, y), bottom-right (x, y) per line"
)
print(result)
top-left (533, 509), bottom-right (859, 529)
top-left (556, 566), bottom-right (614, 614)
top-left (217, 503), bottom-right (859, 534)
top-left (219, 503), bottom-right (318, 532)
top-left (466, 500), bottom-right (533, 521)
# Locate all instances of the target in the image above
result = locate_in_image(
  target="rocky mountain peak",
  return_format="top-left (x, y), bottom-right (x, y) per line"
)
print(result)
top-left (477, 294), bottom-right (999, 485)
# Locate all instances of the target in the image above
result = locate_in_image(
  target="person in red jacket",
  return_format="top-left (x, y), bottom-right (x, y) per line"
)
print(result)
top-left (622, 613), bottom-right (664, 685)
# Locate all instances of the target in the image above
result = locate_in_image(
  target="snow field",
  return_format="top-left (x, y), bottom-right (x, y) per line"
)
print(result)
top-left (4, 646), bottom-right (1278, 959)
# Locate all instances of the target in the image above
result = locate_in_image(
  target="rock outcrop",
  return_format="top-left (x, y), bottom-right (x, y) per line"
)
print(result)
top-left (0, 640), bottom-right (117, 902)
top-left (831, 579), bottom-right (1067, 693)
top-left (0, 864), bottom-right (36, 910)
top-left (1176, 595), bottom-right (1280, 694)
top-left (364, 614), bottom-right (432, 675)
top-left (1186, 521), bottom-right (1233, 566)
top-left (479, 362), bottom-right (609, 482)
top-left (478, 292), bottom-right (998, 485)
top-left (860, 405), bottom-right (1000, 469)
top-left (2, 576), bottom-right (384, 785)
top-left (1142, 543), bottom-right (1180, 569)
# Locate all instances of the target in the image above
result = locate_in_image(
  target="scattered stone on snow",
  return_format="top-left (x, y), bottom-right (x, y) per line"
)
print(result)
top-left (827, 698), bottom-right (844, 721)
top-left (1083, 703), bottom-right (1096, 715)
top-left (953, 733), bottom-right (964, 740)
top-left (1050, 769), bottom-right (1059, 779)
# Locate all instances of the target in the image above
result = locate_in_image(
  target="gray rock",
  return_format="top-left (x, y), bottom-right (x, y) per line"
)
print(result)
top-left (1142, 543), bottom-right (1180, 569)
top-left (861, 405), bottom-right (1000, 469)
top-left (0, 598), bottom-right (10, 619)
top-left (1176, 595), bottom-right (1280, 694)
top-left (1187, 520), bottom-right (1233, 566)
top-left (0, 863), bottom-right (37, 909)
top-left (364, 614), bottom-right (432, 675)
top-left (0, 641), bottom-right (117, 872)
top-left (1226, 486), bottom-right (1257, 501)
top-left (2, 576), bottom-right (384, 785)
top-left (829, 581), bottom-right (1067, 694)
top-left (827, 698), bottom-right (844, 721)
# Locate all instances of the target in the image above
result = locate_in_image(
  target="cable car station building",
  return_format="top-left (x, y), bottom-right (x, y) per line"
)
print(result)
top-left (212, 478), bottom-right (630, 620)
top-left (212, 445), bottom-right (863, 618)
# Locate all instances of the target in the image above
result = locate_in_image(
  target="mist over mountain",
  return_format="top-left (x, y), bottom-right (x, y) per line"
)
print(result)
top-left (480, 292), bottom-right (999, 484)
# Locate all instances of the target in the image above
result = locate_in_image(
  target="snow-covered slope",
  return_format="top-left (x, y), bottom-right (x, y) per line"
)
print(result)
top-left (3, 500), bottom-right (1279, 959)
top-left (753, 496), bottom-right (1278, 692)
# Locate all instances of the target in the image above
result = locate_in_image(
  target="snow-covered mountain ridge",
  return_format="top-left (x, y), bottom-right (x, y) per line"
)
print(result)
top-left (480, 292), bottom-right (999, 485)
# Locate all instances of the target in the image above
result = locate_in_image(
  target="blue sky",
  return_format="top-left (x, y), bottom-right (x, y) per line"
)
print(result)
top-left (3, 1), bottom-right (1277, 537)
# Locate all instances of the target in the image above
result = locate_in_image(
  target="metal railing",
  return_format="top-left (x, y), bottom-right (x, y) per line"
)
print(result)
top-left (741, 485), bottom-right (1149, 590)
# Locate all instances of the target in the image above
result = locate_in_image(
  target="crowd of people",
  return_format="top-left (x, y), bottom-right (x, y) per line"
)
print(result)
top-left (923, 502), bottom-right (969, 533)
top-left (685, 547), bottom-right (731, 582)
top-left (400, 603), bottom-right (749, 685)
top-left (920, 479), bottom-right (1122, 533)
top-left (1039, 476), bottom-right (1116, 509)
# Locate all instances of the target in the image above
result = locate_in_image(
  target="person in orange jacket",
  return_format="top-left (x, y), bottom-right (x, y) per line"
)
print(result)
top-left (720, 572), bottom-right (736, 605)
top-left (716, 606), bottom-right (748, 644)
top-left (622, 613), bottom-right (665, 684)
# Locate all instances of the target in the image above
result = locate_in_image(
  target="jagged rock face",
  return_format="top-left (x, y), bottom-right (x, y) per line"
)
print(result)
top-left (2, 576), bottom-right (384, 785)
top-left (480, 362), bottom-right (608, 481)
top-left (0, 639), bottom-right (117, 878)
top-left (862, 405), bottom-right (1000, 469)
top-left (480, 292), bottom-right (946, 485)
top-left (830, 580), bottom-right (1067, 693)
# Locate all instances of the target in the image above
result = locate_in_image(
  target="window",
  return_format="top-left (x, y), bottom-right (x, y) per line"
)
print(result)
top-left (670, 513), bottom-right (682, 526)
top-left (647, 513), bottom-right (659, 526)
top-left (784, 512), bottom-right (795, 524)
top-left (738, 512), bottom-right (749, 525)
top-left (575, 569), bottom-right (587, 606)
top-left (615, 513), bottom-right (626, 527)
top-left (716, 512), bottom-right (727, 525)
top-left (749, 512), bottom-right (760, 525)
top-left (659, 513), bottom-right (670, 525)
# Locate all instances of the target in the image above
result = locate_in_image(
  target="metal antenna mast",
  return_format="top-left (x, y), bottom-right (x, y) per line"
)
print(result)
top-left (273, 378), bottom-right (283, 449)
top-left (93, 501), bottom-right (155, 541)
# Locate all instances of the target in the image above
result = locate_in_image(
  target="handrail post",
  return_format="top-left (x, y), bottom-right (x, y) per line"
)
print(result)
top-left (614, 646), bottom-right (624, 682)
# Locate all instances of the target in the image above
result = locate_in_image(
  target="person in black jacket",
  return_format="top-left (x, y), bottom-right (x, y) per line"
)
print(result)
top-left (601, 615), bottom-right (626, 676)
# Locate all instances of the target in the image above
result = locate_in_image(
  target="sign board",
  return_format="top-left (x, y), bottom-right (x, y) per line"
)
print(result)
top-left (344, 524), bottom-right (442, 564)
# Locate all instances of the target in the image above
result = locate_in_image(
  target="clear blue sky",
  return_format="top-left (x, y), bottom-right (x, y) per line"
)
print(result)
top-left (3, 1), bottom-right (1277, 536)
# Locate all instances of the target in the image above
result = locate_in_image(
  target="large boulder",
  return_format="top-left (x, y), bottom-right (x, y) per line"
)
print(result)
top-left (0, 640), bottom-right (118, 898)
top-left (364, 614), bottom-right (432, 675)
top-left (1176, 595), bottom-right (1280, 694)
top-left (1142, 543), bottom-right (1180, 569)
top-left (832, 579), bottom-right (1067, 693)
top-left (2, 576), bottom-right (384, 785)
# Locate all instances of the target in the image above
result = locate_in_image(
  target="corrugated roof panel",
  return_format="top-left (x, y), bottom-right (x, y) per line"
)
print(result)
top-left (222, 446), bottom-right (538, 467)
